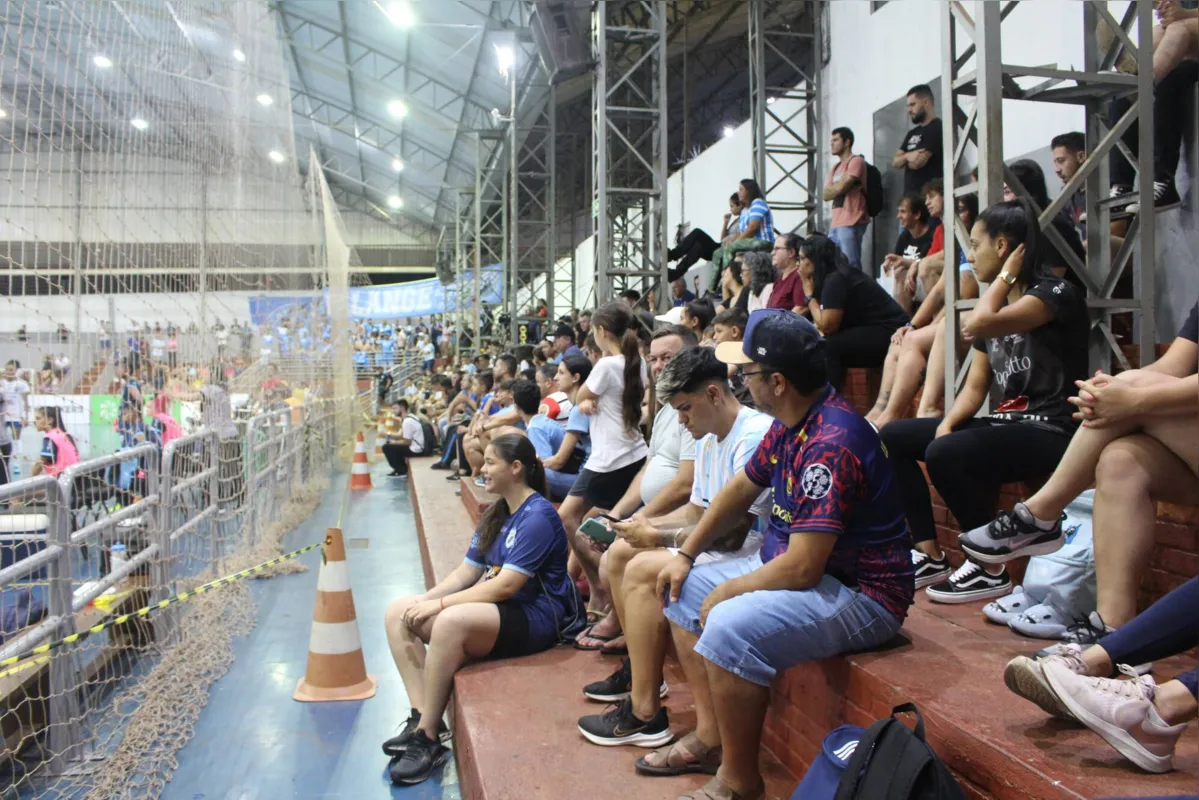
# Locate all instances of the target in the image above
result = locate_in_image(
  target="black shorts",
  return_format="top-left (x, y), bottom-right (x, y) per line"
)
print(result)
top-left (567, 458), bottom-right (646, 510)
top-left (489, 602), bottom-right (551, 660)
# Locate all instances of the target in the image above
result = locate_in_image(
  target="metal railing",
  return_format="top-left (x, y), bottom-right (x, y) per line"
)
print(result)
top-left (0, 397), bottom-right (340, 785)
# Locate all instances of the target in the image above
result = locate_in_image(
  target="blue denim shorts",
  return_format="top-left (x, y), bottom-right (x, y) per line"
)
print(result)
top-left (663, 552), bottom-right (902, 686)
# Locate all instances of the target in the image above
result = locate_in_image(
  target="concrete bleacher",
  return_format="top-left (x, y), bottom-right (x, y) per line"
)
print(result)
top-left (408, 383), bottom-right (1198, 798)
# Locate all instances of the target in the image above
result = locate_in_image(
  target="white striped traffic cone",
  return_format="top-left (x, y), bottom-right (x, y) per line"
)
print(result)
top-left (293, 527), bottom-right (377, 702)
top-left (349, 431), bottom-right (373, 490)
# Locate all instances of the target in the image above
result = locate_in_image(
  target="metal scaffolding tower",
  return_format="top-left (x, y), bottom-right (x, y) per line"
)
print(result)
top-left (749, 0), bottom-right (824, 235)
top-left (509, 83), bottom-right (558, 344)
top-left (591, 0), bottom-right (669, 308)
top-left (475, 131), bottom-right (507, 350)
top-left (940, 0), bottom-right (1157, 403)
top-left (454, 188), bottom-right (475, 361)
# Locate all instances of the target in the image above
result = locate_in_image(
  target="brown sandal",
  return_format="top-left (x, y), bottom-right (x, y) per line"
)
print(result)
top-left (677, 776), bottom-right (765, 800)
top-left (635, 730), bottom-right (721, 776)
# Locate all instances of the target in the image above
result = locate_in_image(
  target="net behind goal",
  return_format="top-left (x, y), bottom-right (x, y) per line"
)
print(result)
top-left (0, 0), bottom-right (357, 794)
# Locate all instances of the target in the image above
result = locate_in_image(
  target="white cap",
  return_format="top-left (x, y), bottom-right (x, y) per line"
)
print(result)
top-left (654, 306), bottom-right (685, 325)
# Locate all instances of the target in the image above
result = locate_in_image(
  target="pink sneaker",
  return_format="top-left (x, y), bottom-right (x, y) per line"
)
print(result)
top-left (1004, 644), bottom-right (1087, 720)
top-left (1043, 662), bottom-right (1188, 773)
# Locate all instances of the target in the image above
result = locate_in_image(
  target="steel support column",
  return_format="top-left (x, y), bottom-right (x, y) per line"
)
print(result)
top-left (591, 0), bottom-right (669, 309)
top-left (750, 0), bottom-right (823, 235)
top-left (510, 81), bottom-right (557, 344)
top-left (454, 189), bottom-right (474, 360)
top-left (940, 0), bottom-right (1157, 409)
top-left (475, 132), bottom-right (506, 350)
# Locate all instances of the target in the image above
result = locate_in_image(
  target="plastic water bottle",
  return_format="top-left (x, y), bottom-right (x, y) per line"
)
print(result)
top-left (110, 543), bottom-right (128, 574)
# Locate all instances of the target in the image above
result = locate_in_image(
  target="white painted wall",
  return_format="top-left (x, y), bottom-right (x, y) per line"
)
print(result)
top-left (2, 291), bottom-right (275, 333)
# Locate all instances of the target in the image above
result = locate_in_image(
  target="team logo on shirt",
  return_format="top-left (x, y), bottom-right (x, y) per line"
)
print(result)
top-left (801, 463), bottom-right (833, 499)
top-left (505, 527), bottom-right (517, 548)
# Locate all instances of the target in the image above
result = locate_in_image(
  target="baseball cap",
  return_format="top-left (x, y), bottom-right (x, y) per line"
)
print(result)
top-left (654, 306), bottom-right (684, 325)
top-left (551, 323), bottom-right (575, 339)
top-left (715, 308), bottom-right (825, 369)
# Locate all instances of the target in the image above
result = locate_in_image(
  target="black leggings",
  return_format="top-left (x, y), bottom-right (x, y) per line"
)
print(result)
top-left (382, 442), bottom-right (412, 474)
top-left (668, 228), bottom-right (720, 283)
top-left (1100, 577), bottom-right (1198, 697)
top-left (824, 324), bottom-right (897, 390)
top-left (1110, 60), bottom-right (1198, 186)
top-left (878, 418), bottom-right (1072, 545)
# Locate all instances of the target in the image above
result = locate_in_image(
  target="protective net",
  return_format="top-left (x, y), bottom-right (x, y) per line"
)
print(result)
top-left (0, 0), bottom-right (360, 794)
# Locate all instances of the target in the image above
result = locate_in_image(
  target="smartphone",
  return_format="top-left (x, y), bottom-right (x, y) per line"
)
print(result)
top-left (579, 517), bottom-right (617, 545)
top-left (597, 513), bottom-right (621, 524)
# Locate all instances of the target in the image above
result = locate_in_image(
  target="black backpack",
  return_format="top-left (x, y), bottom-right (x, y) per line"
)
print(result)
top-left (418, 420), bottom-right (438, 456)
top-left (835, 703), bottom-right (967, 800)
top-left (861, 157), bottom-right (885, 218)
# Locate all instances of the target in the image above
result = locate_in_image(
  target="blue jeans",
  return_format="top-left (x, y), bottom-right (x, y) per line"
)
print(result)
top-left (663, 553), bottom-right (901, 686)
top-left (829, 222), bottom-right (869, 270)
top-left (545, 469), bottom-right (578, 503)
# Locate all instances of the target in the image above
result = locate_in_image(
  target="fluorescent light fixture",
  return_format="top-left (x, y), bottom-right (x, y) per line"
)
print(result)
top-left (387, 99), bottom-right (408, 119)
top-left (495, 44), bottom-right (515, 76)
top-left (767, 96), bottom-right (777, 105)
top-left (268, 150), bottom-right (285, 163)
top-left (93, 54), bottom-right (113, 68)
top-left (131, 117), bottom-right (149, 130)
top-left (256, 93), bottom-right (274, 106)
top-left (232, 48), bottom-right (246, 62)
top-left (723, 125), bottom-right (735, 138)
top-left (391, 158), bottom-right (405, 172)
top-left (387, 195), bottom-right (403, 209)
top-left (384, 1), bottom-right (415, 27)
top-left (0, 108), bottom-right (7, 119)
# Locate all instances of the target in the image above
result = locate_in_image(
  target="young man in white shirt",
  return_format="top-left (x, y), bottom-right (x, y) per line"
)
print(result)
top-left (0, 361), bottom-right (31, 468)
top-left (383, 399), bottom-right (425, 478)
top-left (577, 345), bottom-right (773, 747)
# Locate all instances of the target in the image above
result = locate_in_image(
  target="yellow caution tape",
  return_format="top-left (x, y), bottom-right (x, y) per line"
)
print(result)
top-left (0, 541), bottom-right (323, 681)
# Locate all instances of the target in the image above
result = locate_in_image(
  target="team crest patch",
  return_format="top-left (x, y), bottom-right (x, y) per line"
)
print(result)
top-left (505, 528), bottom-right (517, 548)
top-left (801, 463), bottom-right (833, 499)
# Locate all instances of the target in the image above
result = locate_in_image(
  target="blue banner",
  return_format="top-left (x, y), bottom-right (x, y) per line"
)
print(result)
top-left (248, 265), bottom-right (504, 325)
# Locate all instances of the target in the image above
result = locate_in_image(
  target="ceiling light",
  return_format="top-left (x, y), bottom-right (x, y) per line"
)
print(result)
top-left (387, 195), bottom-right (403, 209)
top-left (391, 158), bottom-right (404, 172)
top-left (256, 93), bottom-right (274, 106)
top-left (232, 48), bottom-right (246, 62)
top-left (131, 117), bottom-right (148, 130)
top-left (93, 54), bottom-right (113, 69)
top-left (495, 44), bottom-right (515, 77)
top-left (384, 1), bottom-right (416, 28)
top-left (767, 96), bottom-right (777, 105)
top-left (723, 125), bottom-right (735, 138)
top-left (387, 100), bottom-right (408, 119)
top-left (268, 150), bottom-right (285, 164)
top-left (0, 108), bottom-right (7, 119)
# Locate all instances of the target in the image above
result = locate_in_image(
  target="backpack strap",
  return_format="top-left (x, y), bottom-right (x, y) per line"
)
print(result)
top-left (834, 703), bottom-right (933, 800)
top-left (833, 716), bottom-right (895, 800)
top-left (891, 702), bottom-right (927, 741)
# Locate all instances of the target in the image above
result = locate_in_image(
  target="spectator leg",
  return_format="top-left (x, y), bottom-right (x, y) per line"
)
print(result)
top-left (706, 661), bottom-right (771, 794)
top-left (568, 512), bottom-right (609, 614)
top-left (668, 228), bottom-right (719, 264)
top-left (1109, 95), bottom-right (1137, 189)
top-left (382, 443), bottom-right (411, 475)
top-left (916, 322), bottom-right (949, 418)
top-left (384, 594), bottom-right (438, 712)
top-left (417, 603), bottom-right (502, 739)
top-left (621, 547), bottom-right (674, 720)
top-left (822, 325), bottom-right (895, 391)
top-left (668, 622), bottom-right (721, 747)
top-left (878, 418), bottom-right (945, 557)
top-left (0, 441), bottom-right (10, 488)
top-left (891, 265), bottom-right (917, 315)
top-left (1089, 577), bottom-right (1199, 679)
top-left (866, 340), bottom-right (902, 423)
top-left (829, 224), bottom-right (867, 271)
top-left (464, 436), bottom-right (485, 475)
top-left (1153, 61), bottom-right (1199, 182)
top-left (455, 434), bottom-right (470, 475)
top-left (438, 431), bottom-right (459, 467)
top-left (1091, 431), bottom-right (1197, 627)
top-left (874, 325), bottom-right (938, 429)
top-left (605, 539), bottom-right (636, 630)
top-left (1154, 18), bottom-right (1199, 83)
top-left (925, 421), bottom-right (1072, 533)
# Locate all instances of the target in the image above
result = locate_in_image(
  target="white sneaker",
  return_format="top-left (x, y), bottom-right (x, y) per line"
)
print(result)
top-left (1043, 662), bottom-right (1187, 773)
top-left (1003, 643), bottom-right (1086, 720)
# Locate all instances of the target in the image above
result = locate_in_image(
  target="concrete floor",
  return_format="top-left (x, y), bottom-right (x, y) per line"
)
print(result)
top-left (165, 465), bottom-right (460, 800)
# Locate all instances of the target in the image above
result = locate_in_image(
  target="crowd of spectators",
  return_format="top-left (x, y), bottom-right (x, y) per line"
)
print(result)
top-left (375, 6), bottom-right (1197, 789)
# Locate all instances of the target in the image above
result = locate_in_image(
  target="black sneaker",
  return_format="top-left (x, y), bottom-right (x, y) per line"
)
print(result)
top-left (925, 561), bottom-right (1011, 604)
top-left (446, 471), bottom-right (462, 481)
top-left (1127, 178), bottom-right (1183, 214)
top-left (958, 503), bottom-right (1065, 565)
top-left (911, 549), bottom-right (951, 589)
top-left (1034, 611), bottom-right (1152, 675)
top-left (577, 697), bottom-right (673, 748)
top-left (583, 657), bottom-right (669, 702)
top-left (388, 730), bottom-right (451, 785)
top-left (381, 710), bottom-right (451, 757)
top-left (430, 461), bottom-right (454, 471)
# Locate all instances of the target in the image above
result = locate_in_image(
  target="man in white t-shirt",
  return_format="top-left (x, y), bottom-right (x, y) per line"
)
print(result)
top-left (571, 325), bottom-right (699, 649)
top-left (382, 399), bottom-right (425, 478)
top-left (578, 345), bottom-right (773, 745)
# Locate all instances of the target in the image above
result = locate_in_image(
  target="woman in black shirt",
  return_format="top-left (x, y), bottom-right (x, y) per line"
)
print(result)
top-left (879, 198), bottom-right (1089, 604)
top-left (799, 234), bottom-right (910, 390)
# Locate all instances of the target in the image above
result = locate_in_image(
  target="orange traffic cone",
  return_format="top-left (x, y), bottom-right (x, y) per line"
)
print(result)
top-left (350, 431), bottom-right (373, 490)
top-left (294, 527), bottom-right (377, 702)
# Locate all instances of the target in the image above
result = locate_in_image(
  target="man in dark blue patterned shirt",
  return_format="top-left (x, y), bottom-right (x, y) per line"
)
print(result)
top-left (643, 309), bottom-right (914, 800)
